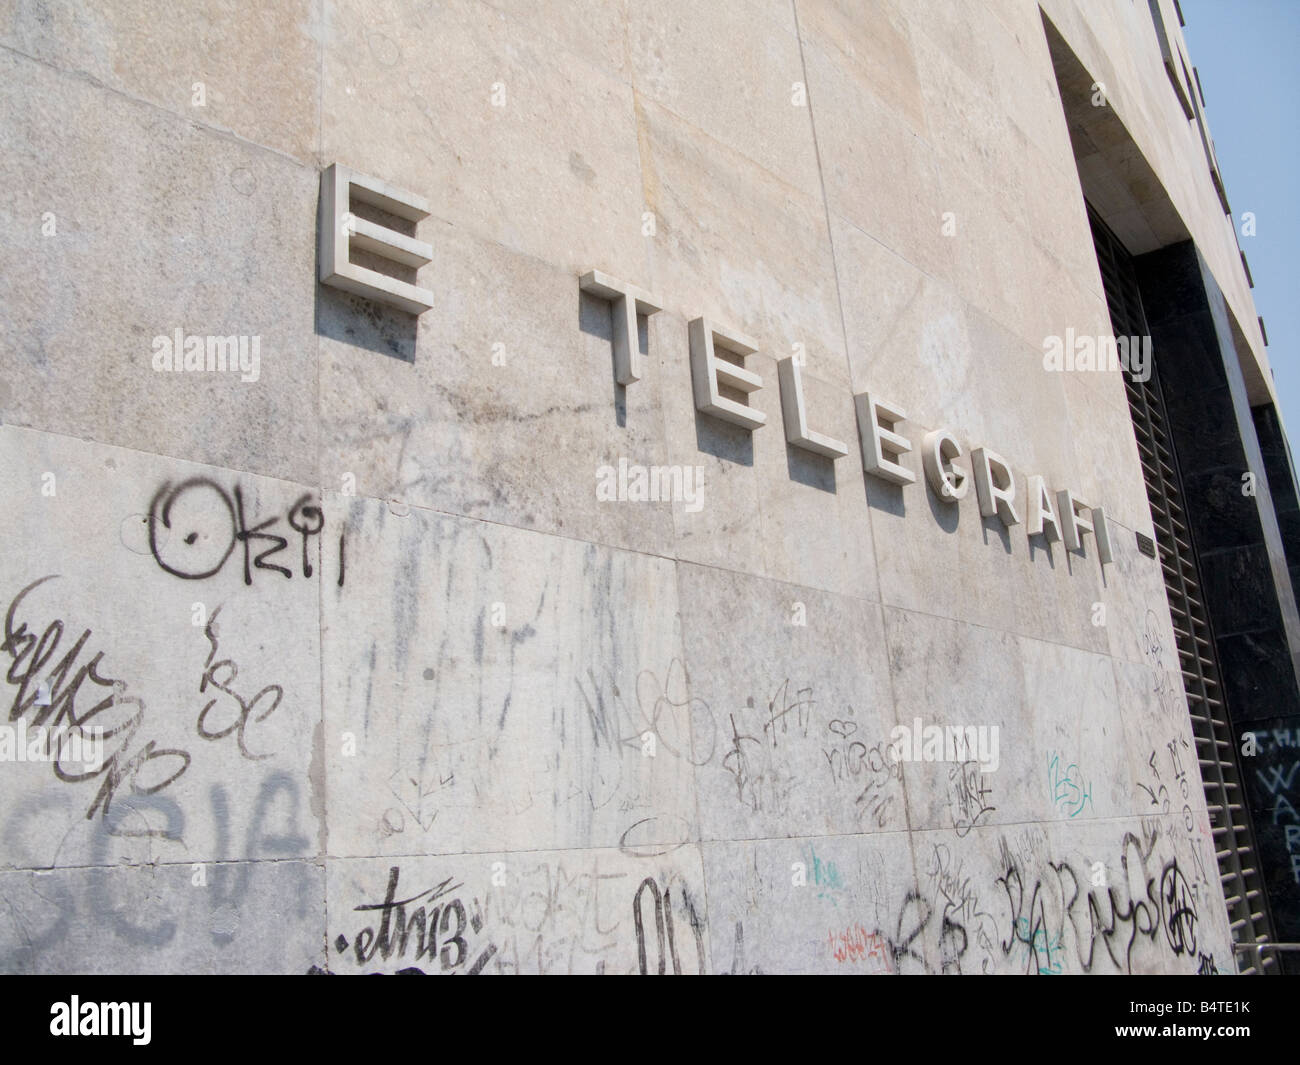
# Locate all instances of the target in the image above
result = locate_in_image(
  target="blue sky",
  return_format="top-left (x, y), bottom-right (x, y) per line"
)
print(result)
top-left (1181, 0), bottom-right (1298, 438)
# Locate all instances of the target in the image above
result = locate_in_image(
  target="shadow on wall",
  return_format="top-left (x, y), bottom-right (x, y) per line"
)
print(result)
top-left (315, 283), bottom-right (418, 363)
top-left (578, 288), bottom-right (631, 428)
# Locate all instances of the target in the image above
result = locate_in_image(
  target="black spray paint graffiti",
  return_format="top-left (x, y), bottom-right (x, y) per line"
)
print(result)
top-left (197, 606), bottom-right (284, 760)
top-left (873, 825), bottom-right (1218, 975)
top-left (925, 843), bottom-right (998, 973)
top-left (996, 826), bottom-right (1202, 975)
top-left (2, 576), bottom-right (294, 832)
top-left (1, 575), bottom-right (190, 830)
top-left (315, 864), bottom-right (709, 975)
top-left (863, 890), bottom-right (971, 976)
top-left (327, 866), bottom-right (498, 975)
top-left (149, 478), bottom-right (345, 588)
top-left (633, 876), bottom-right (707, 975)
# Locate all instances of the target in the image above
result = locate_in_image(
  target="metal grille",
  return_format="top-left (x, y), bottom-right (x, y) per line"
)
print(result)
top-left (1086, 204), bottom-right (1278, 973)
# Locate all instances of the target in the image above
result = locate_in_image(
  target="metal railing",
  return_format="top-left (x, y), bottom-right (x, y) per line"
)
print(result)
top-left (1233, 942), bottom-right (1300, 974)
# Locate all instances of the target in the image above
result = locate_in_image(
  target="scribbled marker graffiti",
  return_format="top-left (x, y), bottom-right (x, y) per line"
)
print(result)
top-left (148, 478), bottom-right (345, 587)
top-left (1046, 750), bottom-right (1093, 819)
top-left (948, 759), bottom-right (995, 836)
top-left (827, 923), bottom-right (892, 972)
top-left (822, 718), bottom-right (901, 827)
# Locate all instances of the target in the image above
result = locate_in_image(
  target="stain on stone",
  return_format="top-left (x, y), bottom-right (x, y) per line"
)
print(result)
top-left (308, 718), bottom-right (327, 856)
top-left (569, 149), bottom-right (596, 183)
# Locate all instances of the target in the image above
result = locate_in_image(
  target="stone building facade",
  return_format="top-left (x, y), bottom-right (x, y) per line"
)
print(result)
top-left (1, 0), bottom-right (1296, 974)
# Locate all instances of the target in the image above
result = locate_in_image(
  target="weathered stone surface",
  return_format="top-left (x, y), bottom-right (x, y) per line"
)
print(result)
top-left (0, 0), bottom-right (1262, 975)
top-left (0, 0), bottom-right (319, 161)
top-left (321, 492), bottom-right (695, 860)
top-left (0, 426), bottom-right (324, 875)
top-left (0, 49), bottom-right (320, 486)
